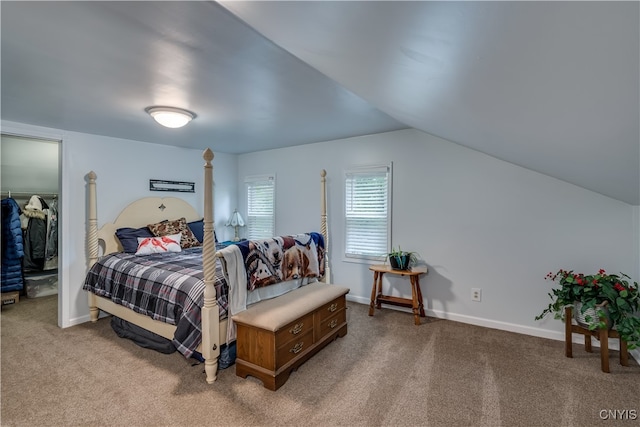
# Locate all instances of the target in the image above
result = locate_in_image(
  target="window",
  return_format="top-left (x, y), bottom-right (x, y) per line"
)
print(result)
top-left (344, 164), bottom-right (392, 262)
top-left (245, 174), bottom-right (275, 240)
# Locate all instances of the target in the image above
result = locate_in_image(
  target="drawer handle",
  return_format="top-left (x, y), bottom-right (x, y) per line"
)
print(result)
top-left (328, 319), bottom-right (338, 329)
top-left (289, 323), bottom-right (304, 335)
top-left (290, 342), bottom-right (304, 354)
top-left (328, 303), bottom-right (338, 313)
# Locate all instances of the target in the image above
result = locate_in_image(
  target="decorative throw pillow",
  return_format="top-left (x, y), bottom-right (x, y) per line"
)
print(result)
top-left (116, 227), bottom-right (154, 253)
top-left (187, 219), bottom-right (204, 243)
top-left (147, 217), bottom-right (201, 249)
top-left (135, 233), bottom-right (182, 255)
top-left (187, 218), bottom-right (219, 244)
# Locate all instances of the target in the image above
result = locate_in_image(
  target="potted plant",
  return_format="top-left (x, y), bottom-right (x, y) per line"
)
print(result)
top-left (387, 247), bottom-right (419, 270)
top-left (535, 269), bottom-right (640, 349)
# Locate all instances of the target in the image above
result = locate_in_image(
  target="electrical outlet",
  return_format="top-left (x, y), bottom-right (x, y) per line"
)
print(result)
top-left (471, 288), bottom-right (482, 302)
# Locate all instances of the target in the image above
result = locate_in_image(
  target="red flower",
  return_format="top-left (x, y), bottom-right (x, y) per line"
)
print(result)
top-left (614, 283), bottom-right (626, 292)
top-left (599, 269), bottom-right (606, 275)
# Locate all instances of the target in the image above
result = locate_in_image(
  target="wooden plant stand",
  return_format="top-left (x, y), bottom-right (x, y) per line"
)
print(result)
top-left (564, 306), bottom-right (629, 373)
top-left (368, 264), bottom-right (428, 325)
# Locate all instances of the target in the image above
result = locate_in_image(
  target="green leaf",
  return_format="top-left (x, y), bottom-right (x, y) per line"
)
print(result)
top-left (616, 297), bottom-right (630, 311)
top-left (601, 287), bottom-right (617, 300)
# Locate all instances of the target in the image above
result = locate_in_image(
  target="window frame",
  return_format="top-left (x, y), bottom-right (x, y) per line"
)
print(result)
top-left (342, 163), bottom-right (392, 264)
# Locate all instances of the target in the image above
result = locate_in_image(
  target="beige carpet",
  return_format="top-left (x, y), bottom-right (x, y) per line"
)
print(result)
top-left (1, 295), bottom-right (638, 427)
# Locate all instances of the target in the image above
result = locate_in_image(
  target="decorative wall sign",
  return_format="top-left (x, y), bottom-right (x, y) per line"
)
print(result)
top-left (149, 179), bottom-right (195, 193)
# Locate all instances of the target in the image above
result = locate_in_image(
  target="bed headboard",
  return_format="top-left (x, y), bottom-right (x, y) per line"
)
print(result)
top-left (97, 197), bottom-right (201, 255)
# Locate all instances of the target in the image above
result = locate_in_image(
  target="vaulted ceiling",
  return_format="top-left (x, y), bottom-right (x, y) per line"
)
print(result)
top-left (2, 1), bottom-right (638, 204)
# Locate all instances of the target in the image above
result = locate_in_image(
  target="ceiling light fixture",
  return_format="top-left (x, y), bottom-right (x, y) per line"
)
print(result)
top-left (145, 106), bottom-right (196, 128)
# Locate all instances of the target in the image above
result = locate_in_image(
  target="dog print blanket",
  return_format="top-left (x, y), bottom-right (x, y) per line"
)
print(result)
top-left (234, 232), bottom-right (325, 291)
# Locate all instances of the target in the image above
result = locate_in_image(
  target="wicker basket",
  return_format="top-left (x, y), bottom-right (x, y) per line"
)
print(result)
top-left (573, 301), bottom-right (612, 329)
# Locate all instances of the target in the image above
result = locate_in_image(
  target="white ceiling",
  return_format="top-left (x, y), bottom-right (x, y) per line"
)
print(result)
top-left (1, 1), bottom-right (406, 153)
top-left (2, 1), bottom-right (638, 205)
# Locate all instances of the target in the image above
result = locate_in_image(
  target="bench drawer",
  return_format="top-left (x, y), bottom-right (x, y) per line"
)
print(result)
top-left (276, 329), bottom-right (313, 370)
top-left (275, 312), bottom-right (314, 346)
top-left (319, 296), bottom-right (346, 322)
top-left (319, 309), bottom-right (346, 338)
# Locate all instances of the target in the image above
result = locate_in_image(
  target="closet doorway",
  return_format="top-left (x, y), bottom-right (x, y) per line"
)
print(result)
top-left (1, 134), bottom-right (60, 323)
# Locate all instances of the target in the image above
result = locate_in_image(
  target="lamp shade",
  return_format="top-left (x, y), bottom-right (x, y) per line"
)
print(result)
top-left (145, 106), bottom-right (196, 128)
top-left (226, 209), bottom-right (245, 227)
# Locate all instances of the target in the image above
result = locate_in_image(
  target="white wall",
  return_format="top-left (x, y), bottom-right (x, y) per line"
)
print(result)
top-left (1, 120), bottom-right (238, 328)
top-left (238, 128), bottom-right (637, 343)
top-left (1, 134), bottom-right (59, 194)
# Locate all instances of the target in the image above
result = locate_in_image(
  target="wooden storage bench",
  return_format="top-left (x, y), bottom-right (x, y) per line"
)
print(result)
top-left (232, 282), bottom-right (349, 390)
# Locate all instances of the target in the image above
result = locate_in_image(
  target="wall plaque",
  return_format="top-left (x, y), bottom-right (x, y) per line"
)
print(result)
top-left (149, 179), bottom-right (195, 193)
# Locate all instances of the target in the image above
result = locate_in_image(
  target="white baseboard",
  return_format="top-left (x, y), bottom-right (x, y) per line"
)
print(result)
top-left (68, 312), bottom-right (108, 327)
top-left (68, 314), bottom-right (91, 327)
top-left (346, 295), bottom-right (640, 365)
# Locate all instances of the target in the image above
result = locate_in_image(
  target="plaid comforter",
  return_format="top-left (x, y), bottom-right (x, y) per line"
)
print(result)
top-left (82, 247), bottom-right (228, 358)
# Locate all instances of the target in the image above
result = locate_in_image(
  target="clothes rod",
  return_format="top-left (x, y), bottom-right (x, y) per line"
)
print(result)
top-left (1, 191), bottom-right (58, 198)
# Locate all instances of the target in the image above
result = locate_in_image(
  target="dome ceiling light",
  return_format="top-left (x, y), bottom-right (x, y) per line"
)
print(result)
top-left (145, 106), bottom-right (196, 128)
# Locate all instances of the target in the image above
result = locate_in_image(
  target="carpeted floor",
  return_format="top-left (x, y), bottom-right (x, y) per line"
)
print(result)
top-left (1, 295), bottom-right (638, 427)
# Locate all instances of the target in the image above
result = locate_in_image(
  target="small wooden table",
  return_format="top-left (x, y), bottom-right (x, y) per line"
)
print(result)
top-left (368, 264), bottom-right (428, 325)
top-left (564, 306), bottom-right (629, 373)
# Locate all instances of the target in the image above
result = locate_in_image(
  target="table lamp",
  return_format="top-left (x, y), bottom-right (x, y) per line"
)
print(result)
top-left (225, 209), bottom-right (245, 241)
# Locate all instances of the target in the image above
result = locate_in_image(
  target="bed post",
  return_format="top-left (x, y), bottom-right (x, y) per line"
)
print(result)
top-left (320, 169), bottom-right (331, 284)
top-left (87, 171), bottom-right (100, 322)
top-left (201, 148), bottom-right (220, 384)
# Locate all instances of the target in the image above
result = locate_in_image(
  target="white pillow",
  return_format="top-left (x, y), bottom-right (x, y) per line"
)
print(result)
top-left (135, 233), bottom-right (182, 255)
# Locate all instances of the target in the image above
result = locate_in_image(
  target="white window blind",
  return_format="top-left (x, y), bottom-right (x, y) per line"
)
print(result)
top-left (344, 164), bottom-right (391, 261)
top-left (245, 174), bottom-right (275, 240)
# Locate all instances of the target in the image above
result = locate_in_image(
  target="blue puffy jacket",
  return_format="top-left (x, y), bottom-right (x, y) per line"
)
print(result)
top-left (1, 198), bottom-right (24, 291)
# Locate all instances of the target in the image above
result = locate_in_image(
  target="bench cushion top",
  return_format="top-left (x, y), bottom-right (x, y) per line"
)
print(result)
top-left (232, 282), bottom-right (349, 332)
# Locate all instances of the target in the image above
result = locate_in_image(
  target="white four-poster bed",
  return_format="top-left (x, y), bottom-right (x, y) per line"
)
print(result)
top-left (85, 149), bottom-right (331, 384)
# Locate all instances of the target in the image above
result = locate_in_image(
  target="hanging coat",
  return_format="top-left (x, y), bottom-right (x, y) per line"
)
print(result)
top-left (22, 195), bottom-right (48, 272)
top-left (44, 197), bottom-right (58, 270)
top-left (1, 197), bottom-right (25, 291)
top-left (45, 197), bottom-right (58, 260)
